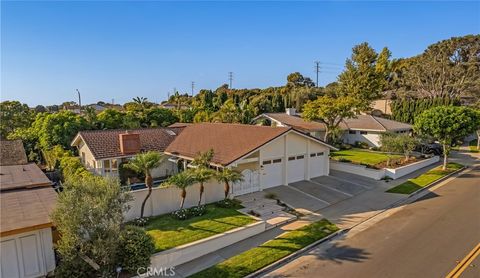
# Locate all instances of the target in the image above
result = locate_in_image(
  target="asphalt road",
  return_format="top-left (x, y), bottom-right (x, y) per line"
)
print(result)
top-left (265, 166), bottom-right (480, 278)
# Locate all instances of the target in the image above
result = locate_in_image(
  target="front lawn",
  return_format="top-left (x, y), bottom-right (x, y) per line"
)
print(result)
top-left (386, 162), bottom-right (463, 194)
top-left (144, 204), bottom-right (256, 252)
top-left (190, 219), bottom-right (339, 278)
top-left (331, 148), bottom-right (403, 168)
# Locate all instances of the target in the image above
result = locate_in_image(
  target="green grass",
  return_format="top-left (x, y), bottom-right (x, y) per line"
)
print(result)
top-left (331, 148), bottom-right (403, 167)
top-left (386, 162), bottom-right (464, 194)
top-left (469, 139), bottom-right (479, 153)
top-left (144, 204), bottom-right (256, 252)
top-left (190, 219), bottom-right (339, 278)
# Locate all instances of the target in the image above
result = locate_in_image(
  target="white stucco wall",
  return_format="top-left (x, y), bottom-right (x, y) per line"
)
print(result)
top-left (150, 159), bottom-right (178, 178)
top-left (125, 180), bottom-right (225, 221)
top-left (0, 228), bottom-right (55, 278)
top-left (77, 140), bottom-right (97, 170)
top-left (342, 131), bottom-right (382, 147)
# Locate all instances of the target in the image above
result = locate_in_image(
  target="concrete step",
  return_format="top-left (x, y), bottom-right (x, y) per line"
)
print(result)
top-left (265, 212), bottom-right (297, 229)
top-left (239, 198), bottom-right (277, 208)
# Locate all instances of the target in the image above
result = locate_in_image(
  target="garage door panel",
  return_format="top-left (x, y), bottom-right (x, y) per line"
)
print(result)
top-left (262, 158), bottom-right (283, 188)
top-left (309, 152), bottom-right (326, 178)
top-left (287, 155), bottom-right (305, 183)
top-left (19, 234), bottom-right (43, 277)
top-left (1, 239), bottom-right (20, 278)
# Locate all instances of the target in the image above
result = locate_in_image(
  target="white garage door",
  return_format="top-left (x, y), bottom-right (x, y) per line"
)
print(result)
top-left (1, 232), bottom-right (47, 278)
top-left (261, 158), bottom-right (283, 188)
top-left (309, 151), bottom-right (326, 178)
top-left (232, 169), bottom-right (260, 196)
top-left (288, 154), bottom-right (305, 183)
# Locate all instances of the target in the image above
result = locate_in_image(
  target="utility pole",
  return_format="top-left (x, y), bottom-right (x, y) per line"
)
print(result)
top-left (228, 72), bottom-right (233, 89)
top-left (76, 89), bottom-right (82, 112)
top-left (314, 61), bottom-right (320, 88)
top-left (191, 81), bottom-right (195, 96)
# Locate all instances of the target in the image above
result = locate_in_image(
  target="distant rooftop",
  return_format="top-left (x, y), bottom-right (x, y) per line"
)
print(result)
top-left (0, 140), bottom-right (28, 166)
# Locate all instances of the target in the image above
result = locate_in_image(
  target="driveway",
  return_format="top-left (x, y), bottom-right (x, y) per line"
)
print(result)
top-left (266, 171), bottom-right (385, 213)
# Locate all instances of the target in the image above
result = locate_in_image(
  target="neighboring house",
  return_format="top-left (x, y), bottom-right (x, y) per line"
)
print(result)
top-left (254, 108), bottom-right (412, 147)
top-left (62, 105), bottom-right (81, 114)
top-left (85, 103), bottom-right (106, 113)
top-left (371, 99), bottom-right (392, 116)
top-left (71, 127), bottom-right (183, 178)
top-left (0, 142), bottom-right (57, 278)
top-left (165, 123), bottom-right (336, 196)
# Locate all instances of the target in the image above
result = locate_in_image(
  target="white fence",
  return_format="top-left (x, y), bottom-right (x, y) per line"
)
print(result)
top-left (125, 181), bottom-right (225, 221)
top-left (384, 156), bottom-right (439, 179)
top-left (145, 221), bottom-right (266, 271)
top-left (330, 156), bottom-right (440, 181)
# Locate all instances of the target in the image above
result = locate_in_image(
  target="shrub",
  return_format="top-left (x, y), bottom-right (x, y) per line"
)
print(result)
top-left (264, 192), bottom-right (278, 199)
top-left (55, 257), bottom-right (96, 278)
top-left (354, 141), bottom-right (370, 149)
top-left (118, 225), bottom-right (155, 274)
top-left (338, 158), bottom-right (351, 163)
top-left (215, 199), bottom-right (242, 209)
top-left (59, 156), bottom-right (92, 181)
top-left (171, 205), bottom-right (207, 220)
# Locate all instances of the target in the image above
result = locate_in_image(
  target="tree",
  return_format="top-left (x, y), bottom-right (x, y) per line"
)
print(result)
top-left (166, 170), bottom-right (196, 209)
top-left (379, 133), bottom-right (400, 167)
top-left (400, 35), bottom-right (480, 99)
top-left (302, 95), bottom-right (357, 143)
top-left (337, 43), bottom-right (392, 111)
top-left (414, 106), bottom-right (480, 169)
top-left (287, 72), bottom-right (315, 88)
top-left (192, 150), bottom-right (215, 206)
top-left (51, 176), bottom-right (132, 276)
top-left (144, 107), bottom-right (178, 127)
top-left (125, 151), bottom-right (164, 218)
top-left (35, 105), bottom-right (47, 113)
top-left (396, 134), bottom-right (418, 162)
top-left (42, 145), bottom-right (72, 171)
top-left (215, 168), bottom-right (244, 199)
top-left (0, 100), bottom-right (34, 139)
top-left (97, 109), bottom-right (125, 129)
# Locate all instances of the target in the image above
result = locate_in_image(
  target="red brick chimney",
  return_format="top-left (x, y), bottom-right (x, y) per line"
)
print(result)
top-left (119, 131), bottom-right (140, 155)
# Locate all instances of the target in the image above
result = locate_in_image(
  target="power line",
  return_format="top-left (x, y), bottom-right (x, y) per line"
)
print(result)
top-left (314, 61), bottom-right (320, 88)
top-left (228, 72), bottom-right (233, 89)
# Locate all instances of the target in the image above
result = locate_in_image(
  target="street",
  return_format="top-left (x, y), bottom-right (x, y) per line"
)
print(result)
top-left (265, 166), bottom-right (480, 278)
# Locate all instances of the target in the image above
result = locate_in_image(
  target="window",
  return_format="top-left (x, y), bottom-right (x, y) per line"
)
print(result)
top-left (296, 155), bottom-right (304, 160)
top-left (317, 152), bottom-right (324, 156)
top-left (310, 153), bottom-right (316, 157)
top-left (263, 160), bottom-right (272, 165)
top-left (288, 156), bottom-right (296, 161)
top-left (349, 130), bottom-right (356, 134)
top-left (272, 158), bottom-right (282, 164)
top-left (81, 152), bottom-right (85, 163)
top-left (360, 131), bottom-right (368, 135)
top-left (104, 160), bottom-right (111, 173)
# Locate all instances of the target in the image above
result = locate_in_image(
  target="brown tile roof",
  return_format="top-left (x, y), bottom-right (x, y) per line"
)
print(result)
top-left (1, 186), bottom-right (57, 236)
top-left (73, 127), bottom-right (184, 160)
top-left (343, 115), bottom-right (412, 131)
top-left (0, 140), bottom-right (28, 166)
top-left (263, 113), bottom-right (411, 133)
top-left (165, 123), bottom-right (290, 166)
top-left (0, 163), bottom-right (52, 191)
top-left (264, 113), bottom-right (328, 132)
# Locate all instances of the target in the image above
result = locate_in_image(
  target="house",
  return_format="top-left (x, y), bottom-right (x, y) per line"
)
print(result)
top-left (165, 123), bottom-right (336, 196)
top-left (0, 142), bottom-right (57, 278)
top-left (71, 127), bottom-right (184, 179)
top-left (159, 102), bottom-right (190, 110)
top-left (253, 108), bottom-right (412, 147)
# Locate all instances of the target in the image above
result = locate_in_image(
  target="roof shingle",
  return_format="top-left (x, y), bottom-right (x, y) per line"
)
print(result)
top-left (74, 127), bottom-right (184, 160)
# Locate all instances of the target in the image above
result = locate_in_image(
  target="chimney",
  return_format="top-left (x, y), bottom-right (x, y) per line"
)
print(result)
top-left (285, 108), bottom-right (297, 116)
top-left (119, 132), bottom-right (141, 155)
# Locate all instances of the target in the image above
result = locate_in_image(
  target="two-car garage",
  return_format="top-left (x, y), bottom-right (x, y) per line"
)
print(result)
top-left (259, 130), bottom-right (332, 189)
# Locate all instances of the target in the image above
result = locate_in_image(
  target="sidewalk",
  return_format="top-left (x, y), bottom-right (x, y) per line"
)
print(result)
top-left (169, 153), bottom-right (479, 277)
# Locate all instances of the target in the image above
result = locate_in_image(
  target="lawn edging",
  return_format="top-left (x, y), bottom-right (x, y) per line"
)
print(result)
top-left (145, 220), bottom-right (266, 273)
top-left (245, 229), bottom-right (346, 278)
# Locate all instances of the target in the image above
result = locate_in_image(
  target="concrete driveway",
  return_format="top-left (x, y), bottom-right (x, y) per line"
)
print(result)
top-left (265, 171), bottom-right (384, 213)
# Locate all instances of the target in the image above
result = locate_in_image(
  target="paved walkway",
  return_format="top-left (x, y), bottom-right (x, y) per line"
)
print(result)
top-left (169, 152), bottom-right (479, 277)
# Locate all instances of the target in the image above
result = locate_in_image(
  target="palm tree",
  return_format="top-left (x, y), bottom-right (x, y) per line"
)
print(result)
top-left (166, 170), bottom-right (196, 209)
top-left (192, 167), bottom-right (214, 206)
top-left (125, 151), bottom-right (164, 218)
top-left (216, 168), bottom-right (244, 199)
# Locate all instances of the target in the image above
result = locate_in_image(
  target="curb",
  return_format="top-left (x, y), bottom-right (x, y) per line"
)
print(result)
top-left (406, 166), bottom-right (467, 198)
top-left (245, 229), bottom-right (347, 278)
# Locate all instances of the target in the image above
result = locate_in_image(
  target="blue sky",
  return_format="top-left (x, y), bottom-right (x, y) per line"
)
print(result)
top-left (1, 1), bottom-right (479, 106)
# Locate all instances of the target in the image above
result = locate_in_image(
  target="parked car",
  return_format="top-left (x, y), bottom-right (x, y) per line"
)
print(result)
top-left (415, 143), bottom-right (443, 156)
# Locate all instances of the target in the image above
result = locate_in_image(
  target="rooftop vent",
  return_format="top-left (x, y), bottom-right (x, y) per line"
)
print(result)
top-left (165, 129), bottom-right (176, 136)
top-left (286, 108), bottom-right (297, 116)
